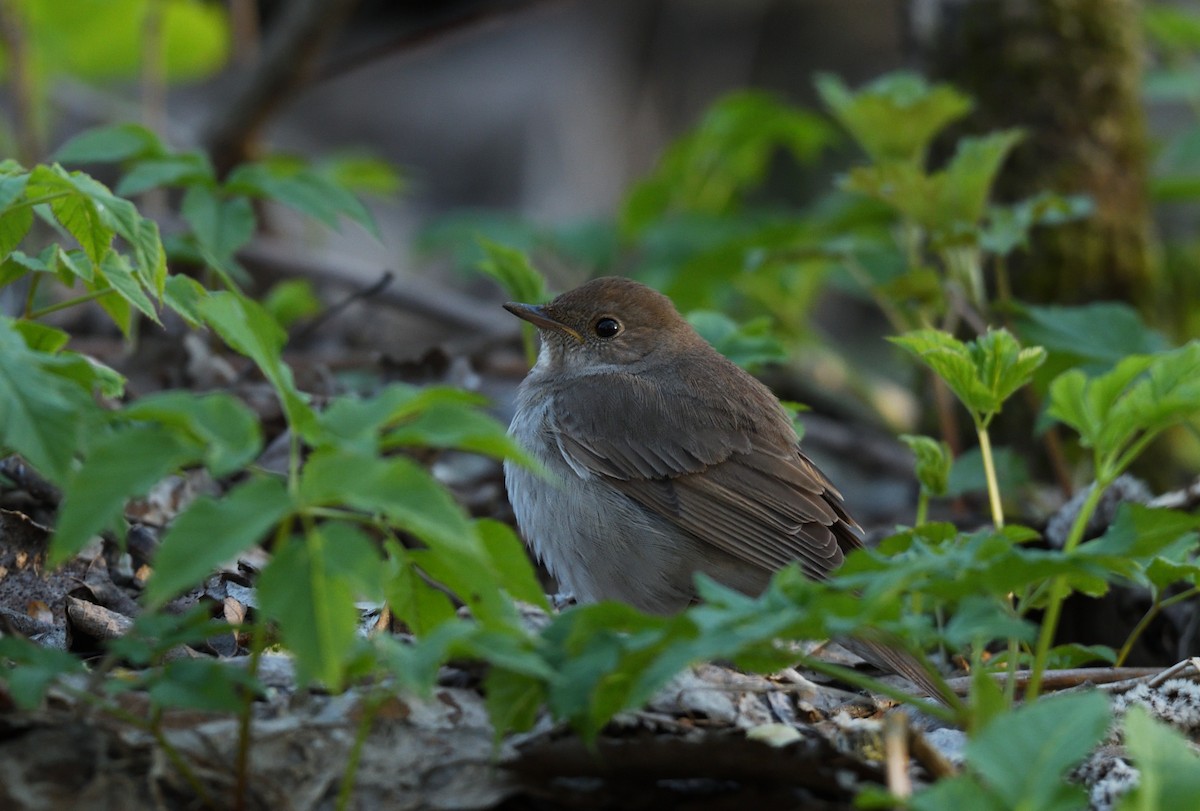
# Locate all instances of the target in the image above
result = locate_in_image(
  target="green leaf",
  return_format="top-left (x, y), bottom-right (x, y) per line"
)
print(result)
top-left (946, 446), bottom-right (1029, 498)
top-left (0, 205), bottom-right (34, 262)
top-left (144, 476), bottom-right (292, 608)
top-left (197, 292), bottom-right (317, 437)
top-left (1118, 705), bottom-right (1200, 810)
top-left (226, 160), bottom-right (379, 237)
top-left (162, 274), bottom-right (209, 325)
top-left (477, 519), bottom-right (550, 610)
top-left (181, 185), bottom-right (255, 277)
top-left (475, 238), bottom-right (547, 304)
top-left (317, 152), bottom-right (403, 196)
top-left (1047, 343), bottom-right (1200, 478)
top-left (891, 328), bottom-right (1046, 425)
top-left (96, 251), bottom-right (160, 324)
top-left (382, 401), bottom-right (534, 464)
top-left (621, 90), bottom-right (836, 234)
top-left (980, 193), bottom-right (1093, 256)
top-left (258, 526), bottom-right (363, 689)
top-left (484, 668), bottom-right (545, 736)
top-left (0, 170), bottom-right (30, 210)
top-left (120, 390), bottom-right (263, 477)
top-left (967, 691), bottom-right (1110, 809)
top-left (900, 434), bottom-right (952, 497)
top-left (383, 542), bottom-right (458, 634)
top-left (816, 71), bottom-right (972, 165)
top-left (686, 310), bottom-right (787, 371)
top-left (298, 450), bottom-right (520, 627)
top-left (54, 124), bottom-right (166, 164)
top-left (26, 0), bottom-right (229, 82)
top-left (28, 165), bottom-right (112, 265)
top-left (0, 637), bottom-right (87, 709)
top-left (117, 153), bottom-right (214, 196)
top-left (1017, 302), bottom-right (1168, 370)
top-left (144, 659), bottom-right (257, 713)
top-left (51, 424), bottom-right (197, 565)
top-left (12, 321), bottom-right (69, 352)
top-left (0, 320), bottom-right (97, 483)
top-left (262, 279), bottom-right (321, 329)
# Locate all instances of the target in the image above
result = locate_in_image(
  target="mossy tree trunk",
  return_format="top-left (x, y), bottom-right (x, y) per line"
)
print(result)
top-left (917, 0), bottom-right (1155, 305)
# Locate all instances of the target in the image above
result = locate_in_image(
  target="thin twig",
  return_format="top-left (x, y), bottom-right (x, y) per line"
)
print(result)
top-left (289, 270), bottom-right (394, 344)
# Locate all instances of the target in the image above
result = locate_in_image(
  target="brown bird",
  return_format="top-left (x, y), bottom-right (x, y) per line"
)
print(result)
top-left (504, 276), bottom-right (947, 702)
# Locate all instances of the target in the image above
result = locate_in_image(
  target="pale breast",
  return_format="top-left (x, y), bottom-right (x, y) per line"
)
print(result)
top-left (505, 381), bottom-right (770, 613)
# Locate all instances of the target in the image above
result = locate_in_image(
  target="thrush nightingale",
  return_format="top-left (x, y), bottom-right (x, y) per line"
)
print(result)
top-left (504, 276), bottom-right (946, 702)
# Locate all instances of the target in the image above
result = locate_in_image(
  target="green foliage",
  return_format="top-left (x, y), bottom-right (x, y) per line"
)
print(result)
top-left (10, 0), bottom-right (229, 82)
top-left (3, 60), bottom-right (1200, 810)
top-left (622, 90), bottom-right (837, 235)
top-left (913, 692), bottom-right (1111, 811)
top-left (816, 71), bottom-right (972, 166)
top-left (686, 310), bottom-right (787, 371)
top-left (1119, 705), bottom-right (1200, 810)
top-left (843, 130), bottom-right (1024, 240)
top-left (262, 279), bottom-right (322, 329)
top-left (1048, 343), bottom-right (1200, 484)
top-left (891, 328), bottom-right (1046, 429)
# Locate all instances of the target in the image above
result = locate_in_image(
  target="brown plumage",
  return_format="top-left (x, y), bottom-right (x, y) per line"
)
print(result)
top-left (504, 277), bottom-right (946, 702)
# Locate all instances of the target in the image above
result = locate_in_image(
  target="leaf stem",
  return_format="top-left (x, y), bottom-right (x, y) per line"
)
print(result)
top-left (1115, 586), bottom-right (1200, 667)
top-left (26, 287), bottom-right (116, 319)
top-left (1025, 480), bottom-right (1108, 700)
top-left (976, 421), bottom-right (1004, 529)
top-left (336, 690), bottom-right (385, 811)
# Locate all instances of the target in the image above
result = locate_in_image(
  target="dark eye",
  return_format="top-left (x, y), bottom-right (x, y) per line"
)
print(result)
top-left (594, 317), bottom-right (621, 338)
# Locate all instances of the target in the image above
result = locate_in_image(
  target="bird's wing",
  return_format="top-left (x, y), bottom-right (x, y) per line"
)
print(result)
top-left (549, 371), bottom-right (862, 580)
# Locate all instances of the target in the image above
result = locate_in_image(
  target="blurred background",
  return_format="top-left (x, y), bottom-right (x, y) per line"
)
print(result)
top-left (3, 0), bottom-right (1199, 519)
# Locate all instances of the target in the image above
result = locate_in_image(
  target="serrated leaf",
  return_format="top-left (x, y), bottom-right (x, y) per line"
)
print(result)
top-left (900, 434), bottom-right (952, 496)
top-left (162, 274), bottom-right (209, 325)
top-left (686, 310), bottom-right (787, 371)
top-left (181, 185), bottom-right (255, 276)
top-left (967, 691), bottom-right (1110, 809)
top-left (0, 637), bottom-right (87, 709)
top-left (226, 161), bottom-right (379, 237)
top-left (476, 239), bottom-right (547, 304)
top-left (197, 292), bottom-right (316, 437)
top-left (120, 390), bottom-right (262, 477)
top-left (892, 328), bottom-right (1045, 424)
top-left (116, 153), bottom-right (214, 196)
top-left (1119, 705), bottom-right (1200, 810)
top-left (54, 124), bottom-right (165, 164)
top-left (144, 659), bottom-right (257, 713)
top-left (816, 71), bottom-right (972, 165)
top-left (11, 322), bottom-right (68, 353)
top-left (383, 401), bottom-right (533, 464)
top-left (258, 527), bottom-right (359, 689)
top-left (477, 518), bottom-right (550, 610)
top-left (51, 424), bottom-right (197, 565)
top-left (96, 251), bottom-right (160, 324)
top-left (0, 320), bottom-right (96, 483)
top-left (384, 542), bottom-right (458, 634)
top-left (144, 476), bottom-right (292, 609)
top-left (1017, 302), bottom-right (1167, 369)
top-left (0, 171), bottom-right (29, 210)
top-left (28, 166), bottom-right (112, 265)
top-left (0, 188), bottom-right (33, 258)
top-left (1048, 343), bottom-right (1200, 477)
top-left (484, 668), bottom-right (545, 737)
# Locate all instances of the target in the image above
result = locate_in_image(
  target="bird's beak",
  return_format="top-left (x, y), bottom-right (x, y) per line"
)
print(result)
top-left (503, 302), bottom-right (584, 343)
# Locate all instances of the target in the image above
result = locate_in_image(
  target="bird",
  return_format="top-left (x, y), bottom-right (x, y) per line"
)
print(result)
top-left (503, 276), bottom-right (947, 702)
